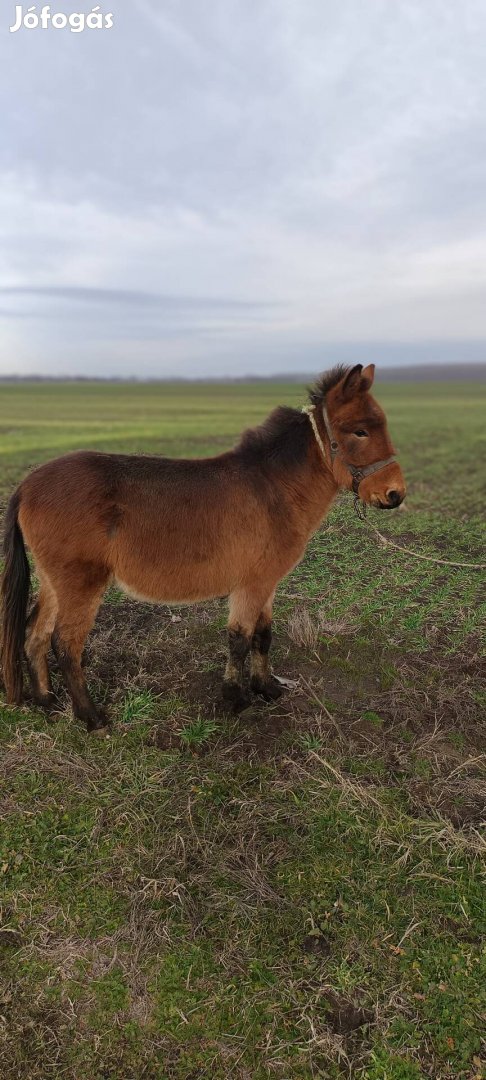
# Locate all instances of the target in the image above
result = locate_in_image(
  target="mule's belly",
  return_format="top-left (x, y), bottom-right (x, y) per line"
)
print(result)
top-left (109, 483), bottom-right (308, 605)
top-left (112, 539), bottom-right (240, 605)
top-left (115, 573), bottom-right (229, 605)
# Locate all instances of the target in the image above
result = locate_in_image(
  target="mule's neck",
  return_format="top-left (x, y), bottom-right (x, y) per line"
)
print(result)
top-left (287, 434), bottom-right (339, 533)
top-left (270, 409), bottom-right (339, 535)
top-left (236, 404), bottom-right (339, 531)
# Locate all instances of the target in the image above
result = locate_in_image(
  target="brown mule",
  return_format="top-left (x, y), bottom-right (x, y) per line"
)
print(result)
top-left (1, 364), bottom-right (406, 731)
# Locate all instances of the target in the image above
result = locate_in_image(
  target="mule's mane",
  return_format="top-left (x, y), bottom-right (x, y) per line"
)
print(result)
top-left (308, 363), bottom-right (349, 407)
top-left (236, 365), bottom-right (350, 470)
top-left (236, 406), bottom-right (311, 469)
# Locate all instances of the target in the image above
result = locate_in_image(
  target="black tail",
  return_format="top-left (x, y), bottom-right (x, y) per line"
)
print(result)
top-left (1, 491), bottom-right (30, 704)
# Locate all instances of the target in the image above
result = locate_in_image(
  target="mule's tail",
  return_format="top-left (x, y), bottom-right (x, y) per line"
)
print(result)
top-left (1, 491), bottom-right (30, 704)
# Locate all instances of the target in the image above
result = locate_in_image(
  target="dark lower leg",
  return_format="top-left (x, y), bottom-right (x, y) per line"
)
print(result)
top-left (250, 618), bottom-right (283, 701)
top-left (222, 626), bottom-right (251, 711)
top-left (25, 598), bottom-right (57, 708)
top-left (25, 655), bottom-right (56, 708)
top-left (52, 629), bottom-right (107, 732)
top-left (48, 570), bottom-right (108, 732)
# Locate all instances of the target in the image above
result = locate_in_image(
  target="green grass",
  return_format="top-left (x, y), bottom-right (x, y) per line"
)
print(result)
top-left (178, 715), bottom-right (219, 748)
top-left (120, 689), bottom-right (161, 724)
top-left (0, 378), bottom-right (485, 1079)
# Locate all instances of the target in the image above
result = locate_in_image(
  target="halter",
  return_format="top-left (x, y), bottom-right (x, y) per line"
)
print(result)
top-left (302, 402), bottom-right (397, 518)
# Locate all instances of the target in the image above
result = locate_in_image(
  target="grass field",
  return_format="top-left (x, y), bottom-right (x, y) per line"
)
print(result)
top-left (0, 378), bottom-right (485, 1080)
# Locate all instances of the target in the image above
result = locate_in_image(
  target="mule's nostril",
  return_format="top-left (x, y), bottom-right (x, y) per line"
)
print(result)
top-left (386, 489), bottom-right (401, 507)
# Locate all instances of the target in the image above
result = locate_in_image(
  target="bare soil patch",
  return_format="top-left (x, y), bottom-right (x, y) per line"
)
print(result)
top-left (38, 594), bottom-right (484, 833)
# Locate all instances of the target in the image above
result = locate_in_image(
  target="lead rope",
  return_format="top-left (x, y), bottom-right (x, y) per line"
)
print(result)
top-left (363, 525), bottom-right (486, 570)
top-left (302, 404), bottom-right (486, 570)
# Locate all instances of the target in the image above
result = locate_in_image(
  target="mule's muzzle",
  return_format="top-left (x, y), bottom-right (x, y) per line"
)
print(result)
top-left (376, 488), bottom-right (405, 509)
top-left (385, 488), bottom-right (403, 508)
top-left (368, 484), bottom-right (406, 509)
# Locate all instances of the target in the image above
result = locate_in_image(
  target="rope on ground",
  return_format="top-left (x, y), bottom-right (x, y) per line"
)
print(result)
top-left (364, 521), bottom-right (486, 570)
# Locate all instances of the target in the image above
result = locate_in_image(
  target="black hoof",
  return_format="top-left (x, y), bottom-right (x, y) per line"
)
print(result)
top-left (250, 675), bottom-right (285, 702)
top-left (222, 681), bottom-right (251, 713)
top-left (88, 722), bottom-right (110, 739)
top-left (76, 706), bottom-right (110, 733)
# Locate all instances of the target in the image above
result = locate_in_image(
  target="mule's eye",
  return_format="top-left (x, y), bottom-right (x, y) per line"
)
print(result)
top-left (354, 429), bottom-right (368, 438)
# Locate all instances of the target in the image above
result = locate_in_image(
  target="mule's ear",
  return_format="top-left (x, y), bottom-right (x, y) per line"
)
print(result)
top-left (341, 364), bottom-right (363, 401)
top-left (361, 363), bottom-right (375, 391)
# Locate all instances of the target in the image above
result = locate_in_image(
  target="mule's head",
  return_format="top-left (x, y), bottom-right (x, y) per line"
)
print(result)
top-left (316, 364), bottom-right (406, 509)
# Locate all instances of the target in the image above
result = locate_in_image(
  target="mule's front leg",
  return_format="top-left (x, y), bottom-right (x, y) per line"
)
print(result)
top-left (250, 598), bottom-right (283, 702)
top-left (222, 627), bottom-right (251, 711)
top-left (223, 588), bottom-right (270, 711)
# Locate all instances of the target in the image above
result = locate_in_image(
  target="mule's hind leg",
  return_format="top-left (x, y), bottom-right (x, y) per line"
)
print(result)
top-left (51, 565), bottom-right (109, 732)
top-left (25, 576), bottom-right (58, 708)
top-left (223, 587), bottom-right (272, 711)
top-left (250, 592), bottom-right (283, 702)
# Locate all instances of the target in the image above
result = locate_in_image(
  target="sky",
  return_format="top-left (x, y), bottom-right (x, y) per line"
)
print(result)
top-left (1, 0), bottom-right (486, 377)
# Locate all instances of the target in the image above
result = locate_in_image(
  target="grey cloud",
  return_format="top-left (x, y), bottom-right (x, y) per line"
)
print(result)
top-left (1, 0), bottom-right (486, 375)
top-left (0, 285), bottom-right (278, 310)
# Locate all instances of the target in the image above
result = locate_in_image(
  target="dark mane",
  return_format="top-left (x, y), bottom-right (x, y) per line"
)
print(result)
top-left (236, 406), bottom-right (312, 469)
top-left (308, 364), bottom-right (349, 407)
top-left (236, 364), bottom-right (352, 469)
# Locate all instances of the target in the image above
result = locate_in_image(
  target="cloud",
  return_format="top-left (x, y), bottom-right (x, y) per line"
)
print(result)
top-left (0, 284), bottom-right (278, 312)
top-left (1, 0), bottom-right (486, 375)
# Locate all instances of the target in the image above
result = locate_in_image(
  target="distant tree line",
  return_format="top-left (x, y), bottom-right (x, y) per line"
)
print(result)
top-left (0, 363), bottom-right (485, 383)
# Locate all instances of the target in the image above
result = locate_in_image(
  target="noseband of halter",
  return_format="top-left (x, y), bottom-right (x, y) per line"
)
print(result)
top-left (301, 403), bottom-right (396, 497)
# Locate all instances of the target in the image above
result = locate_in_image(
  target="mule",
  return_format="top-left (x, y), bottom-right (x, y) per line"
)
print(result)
top-left (1, 363), bottom-right (406, 732)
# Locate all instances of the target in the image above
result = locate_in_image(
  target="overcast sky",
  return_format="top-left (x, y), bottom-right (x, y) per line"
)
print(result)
top-left (1, 0), bottom-right (486, 377)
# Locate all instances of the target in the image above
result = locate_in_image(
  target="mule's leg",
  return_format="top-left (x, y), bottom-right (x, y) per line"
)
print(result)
top-left (250, 592), bottom-right (283, 702)
top-left (25, 576), bottom-right (58, 708)
top-left (51, 567), bottom-right (109, 732)
top-left (223, 588), bottom-right (270, 711)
